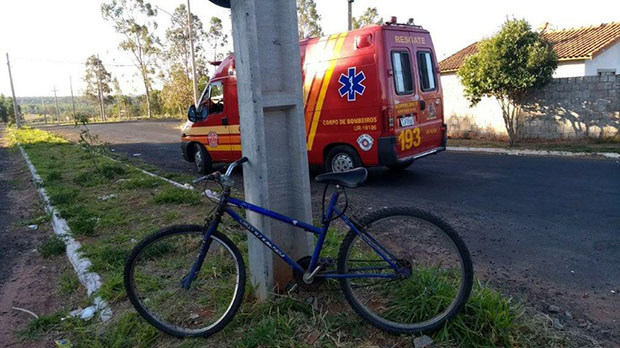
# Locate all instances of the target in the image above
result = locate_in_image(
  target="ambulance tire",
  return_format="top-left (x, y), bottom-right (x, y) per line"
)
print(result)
top-left (325, 145), bottom-right (362, 173)
top-left (193, 143), bottom-right (212, 174)
top-left (387, 160), bottom-right (414, 171)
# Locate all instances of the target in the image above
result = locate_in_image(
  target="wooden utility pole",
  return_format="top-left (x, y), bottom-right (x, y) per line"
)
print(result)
top-left (41, 100), bottom-right (47, 124)
top-left (6, 53), bottom-right (21, 128)
top-left (52, 86), bottom-right (60, 124)
top-left (96, 54), bottom-right (106, 122)
top-left (186, 0), bottom-right (199, 106)
top-left (69, 76), bottom-right (76, 121)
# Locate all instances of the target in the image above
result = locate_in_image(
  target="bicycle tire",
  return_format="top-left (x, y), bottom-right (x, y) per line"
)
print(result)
top-left (337, 207), bottom-right (473, 334)
top-left (124, 225), bottom-right (246, 338)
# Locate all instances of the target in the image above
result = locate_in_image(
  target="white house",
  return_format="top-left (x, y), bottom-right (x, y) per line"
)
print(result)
top-left (439, 22), bottom-right (620, 139)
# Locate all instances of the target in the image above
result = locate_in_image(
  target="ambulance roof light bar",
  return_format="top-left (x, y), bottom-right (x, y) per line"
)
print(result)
top-left (386, 16), bottom-right (423, 29)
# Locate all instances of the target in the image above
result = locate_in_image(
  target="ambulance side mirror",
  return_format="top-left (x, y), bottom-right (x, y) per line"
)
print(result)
top-left (188, 105), bottom-right (198, 122)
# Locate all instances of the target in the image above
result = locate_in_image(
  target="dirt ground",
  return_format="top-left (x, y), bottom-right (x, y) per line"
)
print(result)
top-left (0, 127), bottom-right (81, 347)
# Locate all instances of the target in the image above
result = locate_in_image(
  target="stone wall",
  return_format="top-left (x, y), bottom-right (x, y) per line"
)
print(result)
top-left (519, 72), bottom-right (619, 139)
top-left (444, 72), bottom-right (620, 140)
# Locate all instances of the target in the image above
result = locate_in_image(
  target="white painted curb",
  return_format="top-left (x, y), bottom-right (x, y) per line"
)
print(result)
top-left (446, 146), bottom-right (620, 159)
top-left (19, 146), bottom-right (112, 322)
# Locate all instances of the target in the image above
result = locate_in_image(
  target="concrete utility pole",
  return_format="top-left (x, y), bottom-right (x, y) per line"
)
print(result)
top-left (69, 76), bottom-right (76, 121)
top-left (230, 0), bottom-right (313, 299)
top-left (6, 53), bottom-right (21, 128)
top-left (348, 0), bottom-right (354, 31)
top-left (52, 86), bottom-right (60, 124)
top-left (186, 0), bottom-right (199, 106)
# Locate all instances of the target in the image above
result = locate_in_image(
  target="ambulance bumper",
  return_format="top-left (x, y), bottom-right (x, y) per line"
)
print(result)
top-left (378, 136), bottom-right (445, 166)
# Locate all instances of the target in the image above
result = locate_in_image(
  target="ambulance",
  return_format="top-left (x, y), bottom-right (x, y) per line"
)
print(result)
top-left (181, 17), bottom-right (446, 173)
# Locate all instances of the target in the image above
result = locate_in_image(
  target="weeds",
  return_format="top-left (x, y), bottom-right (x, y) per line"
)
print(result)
top-left (39, 235), bottom-right (66, 257)
top-left (152, 186), bottom-right (201, 205)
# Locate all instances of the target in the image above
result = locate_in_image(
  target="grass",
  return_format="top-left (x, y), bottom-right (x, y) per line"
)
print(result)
top-left (39, 235), bottom-right (66, 257)
top-left (7, 126), bottom-right (586, 348)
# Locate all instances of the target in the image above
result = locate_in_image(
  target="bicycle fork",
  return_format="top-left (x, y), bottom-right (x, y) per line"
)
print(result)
top-left (180, 216), bottom-right (220, 289)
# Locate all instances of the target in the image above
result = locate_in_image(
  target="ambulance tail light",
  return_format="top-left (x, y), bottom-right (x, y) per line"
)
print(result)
top-left (383, 107), bottom-right (395, 134)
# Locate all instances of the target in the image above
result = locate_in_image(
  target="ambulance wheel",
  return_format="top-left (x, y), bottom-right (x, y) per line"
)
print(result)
top-left (387, 160), bottom-right (413, 171)
top-left (325, 145), bottom-right (362, 173)
top-left (193, 144), bottom-right (212, 174)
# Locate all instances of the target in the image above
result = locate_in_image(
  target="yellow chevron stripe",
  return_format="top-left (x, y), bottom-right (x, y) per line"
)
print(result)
top-left (307, 32), bottom-right (347, 151)
top-left (185, 125), bottom-right (241, 136)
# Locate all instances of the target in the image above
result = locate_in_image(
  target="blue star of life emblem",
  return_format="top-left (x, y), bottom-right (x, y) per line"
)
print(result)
top-left (338, 67), bottom-right (366, 101)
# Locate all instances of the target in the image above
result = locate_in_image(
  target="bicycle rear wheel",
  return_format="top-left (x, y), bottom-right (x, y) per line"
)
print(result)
top-left (124, 225), bottom-right (245, 338)
top-left (338, 207), bottom-right (473, 334)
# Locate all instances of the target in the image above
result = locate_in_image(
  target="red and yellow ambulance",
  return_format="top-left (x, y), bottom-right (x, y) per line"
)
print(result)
top-left (181, 18), bottom-right (446, 173)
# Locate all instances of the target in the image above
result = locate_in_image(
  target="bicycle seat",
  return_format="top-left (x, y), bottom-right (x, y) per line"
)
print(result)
top-left (314, 167), bottom-right (368, 188)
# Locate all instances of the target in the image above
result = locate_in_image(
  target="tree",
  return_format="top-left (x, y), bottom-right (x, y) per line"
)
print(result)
top-left (102, 0), bottom-right (160, 118)
top-left (0, 95), bottom-right (8, 123)
top-left (458, 19), bottom-right (557, 146)
top-left (84, 55), bottom-right (113, 121)
top-left (206, 17), bottom-right (228, 61)
top-left (297, 0), bottom-right (322, 39)
top-left (162, 4), bottom-right (209, 108)
top-left (352, 7), bottom-right (382, 29)
top-left (161, 64), bottom-right (193, 116)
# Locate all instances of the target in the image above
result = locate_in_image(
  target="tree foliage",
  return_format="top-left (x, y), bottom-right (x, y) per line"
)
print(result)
top-left (164, 4), bottom-right (206, 77)
top-left (206, 17), bottom-right (228, 61)
top-left (458, 19), bottom-right (557, 145)
top-left (352, 7), bottom-right (383, 29)
top-left (101, 0), bottom-right (160, 118)
top-left (0, 94), bottom-right (19, 124)
top-left (83, 55), bottom-right (113, 104)
top-left (161, 65), bottom-right (193, 116)
top-left (297, 0), bottom-right (323, 39)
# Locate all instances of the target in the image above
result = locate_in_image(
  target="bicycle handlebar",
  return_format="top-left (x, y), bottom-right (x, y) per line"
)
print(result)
top-left (192, 157), bottom-right (248, 185)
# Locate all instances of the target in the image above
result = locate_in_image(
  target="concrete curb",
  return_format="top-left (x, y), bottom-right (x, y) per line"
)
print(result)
top-left (18, 146), bottom-right (112, 322)
top-left (446, 146), bottom-right (620, 159)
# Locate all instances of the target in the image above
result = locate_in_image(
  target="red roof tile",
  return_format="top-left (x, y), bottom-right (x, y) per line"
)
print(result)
top-left (439, 22), bottom-right (620, 73)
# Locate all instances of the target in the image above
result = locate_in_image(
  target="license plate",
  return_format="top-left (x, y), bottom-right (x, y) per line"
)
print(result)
top-left (400, 116), bottom-right (414, 127)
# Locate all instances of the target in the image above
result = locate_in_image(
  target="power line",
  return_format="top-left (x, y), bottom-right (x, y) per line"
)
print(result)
top-left (11, 56), bottom-right (135, 67)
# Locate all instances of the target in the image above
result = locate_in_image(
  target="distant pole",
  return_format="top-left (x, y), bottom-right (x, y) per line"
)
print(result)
top-left (69, 76), bottom-right (76, 121)
top-left (41, 100), bottom-right (47, 124)
top-left (96, 54), bottom-right (106, 122)
top-left (6, 53), bottom-right (21, 128)
top-left (52, 86), bottom-right (60, 124)
top-left (348, 0), bottom-right (354, 31)
top-left (187, 0), bottom-right (199, 106)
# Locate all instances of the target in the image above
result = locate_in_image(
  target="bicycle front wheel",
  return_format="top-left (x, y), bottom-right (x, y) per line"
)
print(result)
top-left (338, 207), bottom-right (473, 334)
top-left (124, 225), bottom-right (246, 338)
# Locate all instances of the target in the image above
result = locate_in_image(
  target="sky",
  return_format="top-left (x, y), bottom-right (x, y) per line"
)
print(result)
top-left (0, 0), bottom-right (618, 97)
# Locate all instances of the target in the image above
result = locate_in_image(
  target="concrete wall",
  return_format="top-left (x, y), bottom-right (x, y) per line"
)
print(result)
top-left (441, 72), bottom-right (620, 140)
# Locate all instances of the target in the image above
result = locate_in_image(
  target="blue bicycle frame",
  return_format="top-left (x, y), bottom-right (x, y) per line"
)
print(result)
top-left (183, 189), bottom-right (402, 288)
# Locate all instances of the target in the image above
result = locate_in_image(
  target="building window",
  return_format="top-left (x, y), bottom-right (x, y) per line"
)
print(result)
top-left (391, 51), bottom-right (414, 95)
top-left (417, 51), bottom-right (437, 92)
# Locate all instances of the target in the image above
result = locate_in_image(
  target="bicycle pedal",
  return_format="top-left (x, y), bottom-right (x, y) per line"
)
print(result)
top-left (285, 282), bottom-right (299, 294)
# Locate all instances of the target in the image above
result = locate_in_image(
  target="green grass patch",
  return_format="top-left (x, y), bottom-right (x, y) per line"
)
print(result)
top-left (152, 186), bottom-right (201, 205)
top-left (60, 271), bottom-right (80, 295)
top-left (38, 235), bottom-right (66, 257)
top-left (20, 313), bottom-right (63, 339)
top-left (7, 126), bottom-right (584, 348)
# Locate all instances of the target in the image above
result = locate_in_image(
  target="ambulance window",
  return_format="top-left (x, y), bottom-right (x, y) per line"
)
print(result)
top-left (199, 81), bottom-right (224, 116)
top-left (417, 51), bottom-right (437, 91)
top-left (391, 51), bottom-right (414, 95)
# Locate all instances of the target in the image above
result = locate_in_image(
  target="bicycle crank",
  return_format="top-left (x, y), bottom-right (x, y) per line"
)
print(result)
top-left (292, 256), bottom-right (326, 290)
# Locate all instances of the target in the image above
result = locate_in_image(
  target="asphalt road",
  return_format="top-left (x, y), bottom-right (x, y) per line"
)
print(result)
top-left (41, 120), bottom-right (620, 336)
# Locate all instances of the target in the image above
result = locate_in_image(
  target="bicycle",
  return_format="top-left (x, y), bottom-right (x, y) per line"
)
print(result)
top-left (124, 157), bottom-right (473, 338)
